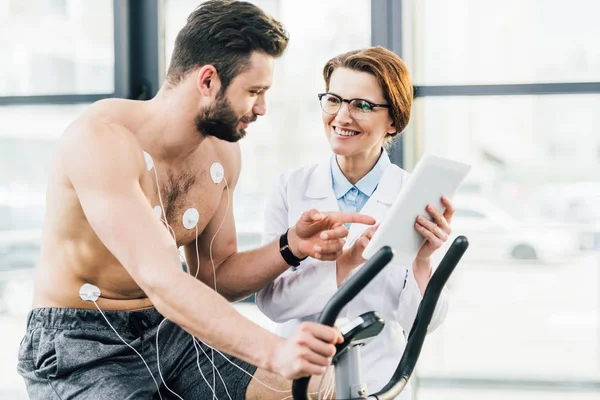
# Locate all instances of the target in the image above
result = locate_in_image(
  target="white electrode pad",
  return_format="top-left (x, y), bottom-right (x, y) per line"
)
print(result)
top-left (210, 162), bottom-right (224, 184)
top-left (182, 208), bottom-right (200, 229)
top-left (143, 151), bottom-right (154, 171)
top-left (153, 205), bottom-right (162, 218)
top-left (79, 283), bottom-right (101, 302)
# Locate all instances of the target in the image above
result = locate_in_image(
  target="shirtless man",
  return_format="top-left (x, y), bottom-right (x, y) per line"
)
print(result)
top-left (16, 1), bottom-right (375, 399)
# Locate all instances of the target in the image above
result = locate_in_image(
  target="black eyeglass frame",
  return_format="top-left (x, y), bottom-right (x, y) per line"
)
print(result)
top-left (317, 92), bottom-right (390, 114)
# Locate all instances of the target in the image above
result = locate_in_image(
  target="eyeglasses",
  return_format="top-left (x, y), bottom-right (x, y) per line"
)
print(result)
top-left (318, 93), bottom-right (390, 120)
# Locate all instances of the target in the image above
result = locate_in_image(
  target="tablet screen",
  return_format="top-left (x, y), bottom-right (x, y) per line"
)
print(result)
top-left (362, 153), bottom-right (471, 263)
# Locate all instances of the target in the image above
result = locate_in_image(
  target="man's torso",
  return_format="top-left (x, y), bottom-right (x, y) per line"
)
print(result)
top-left (33, 99), bottom-right (240, 310)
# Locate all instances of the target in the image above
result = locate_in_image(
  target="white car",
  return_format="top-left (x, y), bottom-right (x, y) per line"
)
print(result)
top-left (445, 196), bottom-right (579, 263)
top-left (535, 183), bottom-right (600, 251)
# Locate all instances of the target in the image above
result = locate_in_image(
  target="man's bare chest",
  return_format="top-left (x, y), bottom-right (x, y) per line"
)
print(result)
top-left (141, 162), bottom-right (227, 247)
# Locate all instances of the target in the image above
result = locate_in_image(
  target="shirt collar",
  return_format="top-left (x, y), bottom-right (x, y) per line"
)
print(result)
top-left (331, 156), bottom-right (353, 200)
top-left (330, 149), bottom-right (391, 199)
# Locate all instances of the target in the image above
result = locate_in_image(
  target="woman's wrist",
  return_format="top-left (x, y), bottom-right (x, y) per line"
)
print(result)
top-left (413, 256), bottom-right (433, 277)
top-left (336, 255), bottom-right (353, 286)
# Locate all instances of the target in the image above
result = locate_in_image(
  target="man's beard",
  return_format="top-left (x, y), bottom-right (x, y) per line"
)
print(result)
top-left (195, 93), bottom-right (254, 143)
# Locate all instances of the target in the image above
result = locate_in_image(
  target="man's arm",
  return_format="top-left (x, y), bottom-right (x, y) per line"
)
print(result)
top-left (256, 172), bottom-right (338, 321)
top-left (186, 183), bottom-right (376, 302)
top-left (184, 172), bottom-right (294, 301)
top-left (62, 122), bottom-right (337, 378)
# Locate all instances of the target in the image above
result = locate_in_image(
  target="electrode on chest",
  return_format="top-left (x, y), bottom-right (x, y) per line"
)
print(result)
top-left (182, 208), bottom-right (200, 229)
top-left (143, 151), bottom-right (154, 171)
top-left (210, 162), bottom-right (224, 184)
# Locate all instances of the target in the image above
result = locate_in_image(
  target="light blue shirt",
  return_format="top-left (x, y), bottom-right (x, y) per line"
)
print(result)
top-left (330, 149), bottom-right (390, 216)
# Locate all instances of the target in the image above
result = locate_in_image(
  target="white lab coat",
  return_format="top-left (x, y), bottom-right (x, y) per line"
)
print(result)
top-left (256, 154), bottom-right (448, 400)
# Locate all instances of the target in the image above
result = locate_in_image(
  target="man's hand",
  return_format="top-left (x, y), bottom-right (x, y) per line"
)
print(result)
top-left (288, 209), bottom-right (376, 261)
top-left (336, 225), bottom-right (378, 285)
top-left (270, 322), bottom-right (343, 380)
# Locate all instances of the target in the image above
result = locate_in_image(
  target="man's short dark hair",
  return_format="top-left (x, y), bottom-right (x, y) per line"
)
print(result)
top-left (166, 0), bottom-right (289, 90)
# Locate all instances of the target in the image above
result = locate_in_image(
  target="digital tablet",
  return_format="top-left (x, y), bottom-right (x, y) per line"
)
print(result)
top-left (362, 153), bottom-right (471, 263)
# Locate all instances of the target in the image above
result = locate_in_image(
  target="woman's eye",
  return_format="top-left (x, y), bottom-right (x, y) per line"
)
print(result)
top-left (358, 101), bottom-right (372, 111)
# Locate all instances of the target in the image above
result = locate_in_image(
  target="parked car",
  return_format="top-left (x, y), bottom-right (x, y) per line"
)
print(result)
top-left (445, 196), bottom-right (579, 263)
top-left (535, 183), bottom-right (600, 251)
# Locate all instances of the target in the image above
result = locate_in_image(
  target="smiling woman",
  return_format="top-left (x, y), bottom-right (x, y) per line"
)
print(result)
top-left (256, 47), bottom-right (448, 400)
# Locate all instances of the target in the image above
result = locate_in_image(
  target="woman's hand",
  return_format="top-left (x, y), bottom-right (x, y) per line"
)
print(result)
top-left (411, 197), bottom-right (454, 294)
top-left (414, 196), bottom-right (454, 262)
top-left (335, 225), bottom-right (378, 286)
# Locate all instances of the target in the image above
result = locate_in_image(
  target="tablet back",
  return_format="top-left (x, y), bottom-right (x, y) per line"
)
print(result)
top-left (362, 153), bottom-right (471, 262)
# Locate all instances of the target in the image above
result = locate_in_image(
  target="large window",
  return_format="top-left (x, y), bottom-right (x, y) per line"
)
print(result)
top-left (0, 2), bottom-right (114, 399)
top-left (0, 104), bottom-right (87, 399)
top-left (0, 0), bottom-right (114, 96)
top-left (402, 1), bottom-right (600, 399)
top-left (407, 0), bottom-right (600, 85)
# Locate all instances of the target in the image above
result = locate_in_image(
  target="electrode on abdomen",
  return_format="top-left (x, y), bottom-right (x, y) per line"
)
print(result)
top-left (79, 283), bottom-right (101, 302)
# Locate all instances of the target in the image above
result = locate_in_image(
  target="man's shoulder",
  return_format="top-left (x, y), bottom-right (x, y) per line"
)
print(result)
top-left (57, 100), bottom-right (146, 180)
top-left (62, 100), bottom-right (141, 154)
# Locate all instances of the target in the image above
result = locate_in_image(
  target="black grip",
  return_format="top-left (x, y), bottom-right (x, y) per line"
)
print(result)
top-left (291, 246), bottom-right (394, 400)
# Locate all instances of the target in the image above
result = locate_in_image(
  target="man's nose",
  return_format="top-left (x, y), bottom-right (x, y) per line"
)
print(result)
top-left (253, 95), bottom-right (267, 116)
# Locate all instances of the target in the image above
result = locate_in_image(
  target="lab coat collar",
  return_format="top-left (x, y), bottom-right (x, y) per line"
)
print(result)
top-left (305, 156), bottom-right (335, 199)
top-left (305, 150), bottom-right (404, 246)
top-left (306, 149), bottom-right (397, 200)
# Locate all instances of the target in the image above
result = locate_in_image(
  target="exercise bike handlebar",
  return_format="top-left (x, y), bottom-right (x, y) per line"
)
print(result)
top-left (291, 245), bottom-right (395, 400)
top-left (292, 236), bottom-right (469, 400)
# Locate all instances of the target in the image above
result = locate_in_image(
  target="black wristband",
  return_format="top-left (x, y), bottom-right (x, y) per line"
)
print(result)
top-left (279, 229), bottom-right (308, 267)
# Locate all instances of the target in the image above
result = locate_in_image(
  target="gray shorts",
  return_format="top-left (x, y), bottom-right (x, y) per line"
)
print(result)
top-left (17, 307), bottom-right (257, 399)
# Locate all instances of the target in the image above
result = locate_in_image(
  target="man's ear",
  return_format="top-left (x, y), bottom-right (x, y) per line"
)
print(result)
top-left (196, 65), bottom-right (222, 97)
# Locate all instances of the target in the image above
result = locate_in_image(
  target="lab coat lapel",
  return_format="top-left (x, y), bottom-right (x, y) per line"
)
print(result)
top-left (304, 156), bottom-right (340, 213)
top-left (346, 164), bottom-right (404, 245)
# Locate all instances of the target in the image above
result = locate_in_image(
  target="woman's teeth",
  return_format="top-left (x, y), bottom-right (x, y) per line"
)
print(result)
top-left (335, 127), bottom-right (359, 136)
